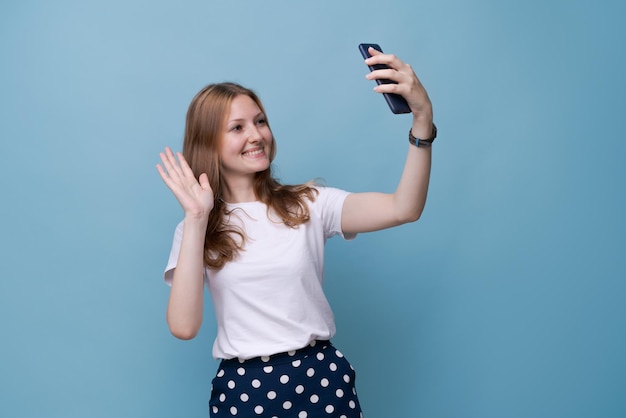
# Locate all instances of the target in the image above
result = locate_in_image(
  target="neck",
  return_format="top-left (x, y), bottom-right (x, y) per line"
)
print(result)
top-left (221, 178), bottom-right (258, 203)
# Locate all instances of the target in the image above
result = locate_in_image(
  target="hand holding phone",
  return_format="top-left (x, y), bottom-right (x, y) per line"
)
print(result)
top-left (358, 43), bottom-right (411, 114)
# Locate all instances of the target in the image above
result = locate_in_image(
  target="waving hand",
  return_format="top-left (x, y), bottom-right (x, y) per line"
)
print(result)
top-left (156, 147), bottom-right (214, 220)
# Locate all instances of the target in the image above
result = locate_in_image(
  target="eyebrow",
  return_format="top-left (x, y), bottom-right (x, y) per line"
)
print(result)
top-left (227, 112), bottom-right (265, 123)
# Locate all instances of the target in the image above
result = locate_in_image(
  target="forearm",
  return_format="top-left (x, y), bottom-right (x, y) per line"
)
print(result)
top-left (166, 216), bottom-right (208, 340)
top-left (392, 141), bottom-right (432, 223)
top-left (341, 128), bottom-right (433, 233)
top-left (392, 115), bottom-right (434, 219)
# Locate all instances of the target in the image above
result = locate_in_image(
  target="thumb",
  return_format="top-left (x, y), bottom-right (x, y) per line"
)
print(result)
top-left (198, 173), bottom-right (211, 191)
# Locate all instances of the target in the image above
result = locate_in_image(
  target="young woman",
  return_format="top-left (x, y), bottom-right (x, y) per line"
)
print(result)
top-left (157, 47), bottom-right (436, 418)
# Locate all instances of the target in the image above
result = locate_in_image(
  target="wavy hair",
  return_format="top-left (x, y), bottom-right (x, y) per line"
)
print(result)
top-left (182, 82), bottom-right (317, 269)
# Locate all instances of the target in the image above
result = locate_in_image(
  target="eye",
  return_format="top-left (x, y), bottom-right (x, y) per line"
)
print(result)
top-left (255, 118), bottom-right (267, 126)
top-left (230, 124), bottom-right (243, 132)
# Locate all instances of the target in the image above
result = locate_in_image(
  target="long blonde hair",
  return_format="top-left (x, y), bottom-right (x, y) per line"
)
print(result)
top-left (182, 82), bottom-right (317, 269)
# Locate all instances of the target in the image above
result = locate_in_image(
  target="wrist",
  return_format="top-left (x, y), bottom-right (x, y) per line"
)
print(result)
top-left (183, 211), bottom-right (210, 226)
top-left (409, 123), bottom-right (437, 148)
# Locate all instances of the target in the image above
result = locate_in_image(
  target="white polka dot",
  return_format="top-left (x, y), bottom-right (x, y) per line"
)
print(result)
top-left (298, 412), bottom-right (308, 418)
top-left (252, 379), bottom-right (261, 388)
top-left (320, 378), bottom-right (329, 387)
top-left (227, 380), bottom-right (236, 389)
top-left (341, 415), bottom-right (348, 418)
top-left (219, 393), bottom-right (226, 402)
top-left (316, 352), bottom-right (325, 361)
top-left (329, 362), bottom-right (337, 371)
top-left (310, 394), bottom-right (319, 403)
top-left (238, 358), bottom-right (245, 363)
top-left (254, 405), bottom-right (264, 414)
top-left (212, 406), bottom-right (218, 414)
top-left (306, 368), bottom-right (315, 377)
top-left (280, 375), bottom-right (289, 384)
top-left (288, 350), bottom-right (296, 356)
top-left (325, 405), bottom-right (334, 414)
top-left (261, 356), bottom-right (270, 362)
top-left (349, 400), bottom-right (356, 409)
top-left (217, 369), bottom-right (225, 377)
top-left (336, 388), bottom-right (344, 398)
top-left (335, 350), bottom-right (344, 358)
top-left (267, 390), bottom-right (277, 400)
top-left (343, 374), bottom-right (350, 383)
top-left (310, 340), bottom-right (317, 347)
top-left (295, 384), bottom-right (305, 394)
top-left (237, 367), bottom-right (245, 376)
top-left (292, 359), bottom-right (301, 367)
top-left (240, 393), bottom-right (249, 402)
top-left (263, 366), bottom-right (273, 373)
top-left (230, 406), bottom-right (238, 415)
top-left (283, 401), bottom-right (292, 410)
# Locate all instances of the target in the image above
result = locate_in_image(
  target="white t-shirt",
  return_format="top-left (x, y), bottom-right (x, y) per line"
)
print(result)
top-left (164, 186), bottom-right (354, 360)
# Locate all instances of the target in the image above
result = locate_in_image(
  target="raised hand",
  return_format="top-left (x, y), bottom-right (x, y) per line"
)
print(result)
top-left (156, 147), bottom-right (214, 220)
top-left (364, 47), bottom-right (433, 134)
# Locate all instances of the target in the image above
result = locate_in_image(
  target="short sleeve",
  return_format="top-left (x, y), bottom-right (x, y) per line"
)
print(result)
top-left (313, 186), bottom-right (357, 241)
top-left (163, 221), bottom-right (184, 286)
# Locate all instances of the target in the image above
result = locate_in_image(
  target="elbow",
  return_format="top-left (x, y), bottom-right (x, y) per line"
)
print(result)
top-left (397, 208), bottom-right (423, 225)
top-left (392, 195), bottom-right (427, 226)
top-left (406, 212), bottom-right (422, 223)
top-left (169, 324), bottom-right (200, 340)
top-left (167, 315), bottom-right (201, 340)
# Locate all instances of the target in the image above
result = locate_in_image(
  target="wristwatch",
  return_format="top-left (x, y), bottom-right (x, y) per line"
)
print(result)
top-left (409, 123), bottom-right (437, 148)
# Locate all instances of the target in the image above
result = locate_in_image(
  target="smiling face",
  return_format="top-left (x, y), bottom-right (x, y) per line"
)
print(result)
top-left (218, 94), bottom-right (274, 191)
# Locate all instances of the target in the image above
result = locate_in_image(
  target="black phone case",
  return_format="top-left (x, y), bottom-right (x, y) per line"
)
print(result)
top-left (358, 43), bottom-right (411, 114)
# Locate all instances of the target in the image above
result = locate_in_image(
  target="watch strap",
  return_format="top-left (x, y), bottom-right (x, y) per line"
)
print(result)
top-left (409, 123), bottom-right (437, 147)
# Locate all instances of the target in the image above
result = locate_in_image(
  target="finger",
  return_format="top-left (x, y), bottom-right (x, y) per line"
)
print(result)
top-left (373, 82), bottom-right (404, 95)
top-left (158, 153), bottom-right (173, 177)
top-left (165, 147), bottom-right (185, 177)
top-left (198, 173), bottom-right (212, 192)
top-left (156, 163), bottom-right (168, 181)
top-left (365, 51), bottom-right (405, 70)
top-left (156, 163), bottom-right (179, 191)
top-left (366, 68), bottom-right (405, 83)
top-left (158, 152), bottom-right (177, 181)
top-left (177, 152), bottom-right (197, 179)
top-left (160, 147), bottom-right (184, 179)
top-left (367, 46), bottom-right (383, 57)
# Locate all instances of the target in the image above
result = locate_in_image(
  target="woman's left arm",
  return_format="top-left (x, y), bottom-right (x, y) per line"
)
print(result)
top-left (341, 47), bottom-right (435, 234)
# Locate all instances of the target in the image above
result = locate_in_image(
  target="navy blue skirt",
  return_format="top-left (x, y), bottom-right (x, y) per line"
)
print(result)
top-left (209, 340), bottom-right (363, 417)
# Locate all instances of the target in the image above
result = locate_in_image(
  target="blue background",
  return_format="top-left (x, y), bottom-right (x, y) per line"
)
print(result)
top-left (1, 1), bottom-right (625, 417)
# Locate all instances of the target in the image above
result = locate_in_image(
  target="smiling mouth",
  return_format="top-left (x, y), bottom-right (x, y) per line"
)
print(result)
top-left (242, 148), bottom-right (265, 157)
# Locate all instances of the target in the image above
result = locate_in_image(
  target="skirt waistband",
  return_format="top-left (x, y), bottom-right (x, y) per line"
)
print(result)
top-left (221, 340), bottom-right (332, 368)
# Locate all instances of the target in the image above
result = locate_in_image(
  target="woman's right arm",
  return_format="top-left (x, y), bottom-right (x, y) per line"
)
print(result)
top-left (157, 147), bottom-right (214, 340)
top-left (166, 216), bottom-right (208, 339)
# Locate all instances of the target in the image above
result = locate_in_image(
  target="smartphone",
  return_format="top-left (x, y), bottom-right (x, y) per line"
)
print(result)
top-left (358, 43), bottom-right (411, 114)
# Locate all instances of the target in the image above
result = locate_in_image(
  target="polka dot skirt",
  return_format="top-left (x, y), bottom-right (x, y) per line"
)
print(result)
top-left (209, 341), bottom-right (363, 417)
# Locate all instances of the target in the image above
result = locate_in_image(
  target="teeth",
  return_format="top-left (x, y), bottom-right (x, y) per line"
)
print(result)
top-left (244, 149), bottom-right (263, 156)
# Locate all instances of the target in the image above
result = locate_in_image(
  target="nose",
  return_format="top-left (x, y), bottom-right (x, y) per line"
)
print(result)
top-left (248, 124), bottom-right (263, 142)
